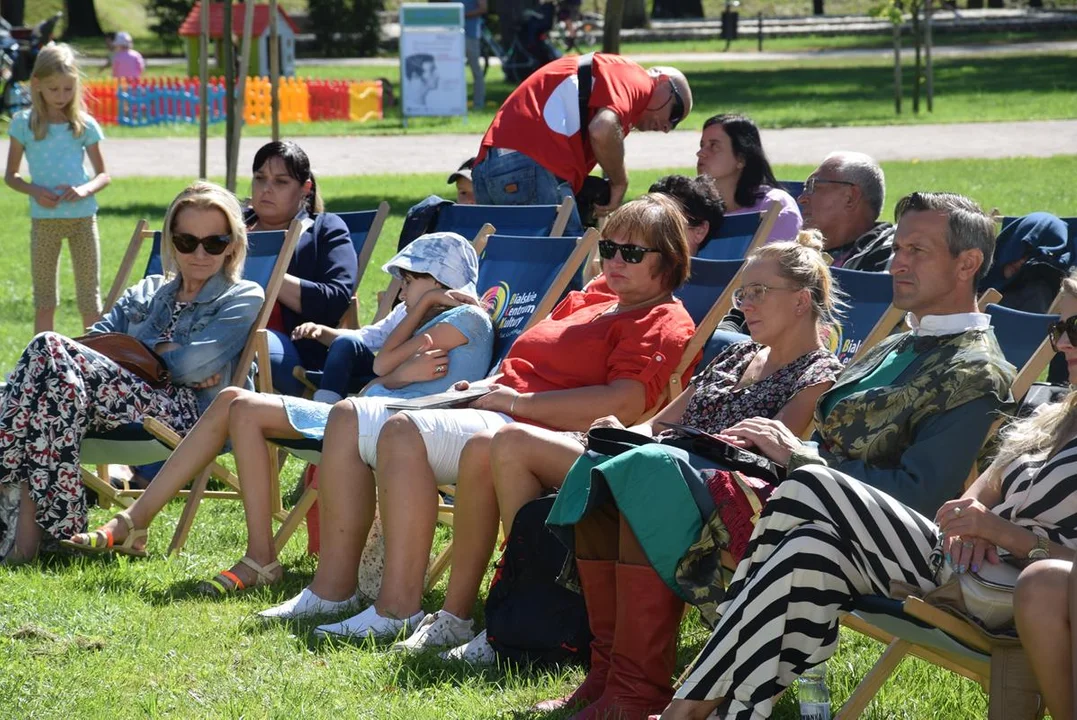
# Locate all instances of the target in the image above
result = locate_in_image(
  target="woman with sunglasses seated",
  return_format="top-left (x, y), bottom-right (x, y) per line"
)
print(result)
top-left (411, 233), bottom-right (845, 716)
top-left (657, 276), bottom-right (1077, 720)
top-left (257, 195), bottom-right (697, 638)
top-left (0, 182), bottom-right (263, 563)
top-left (60, 233), bottom-right (493, 594)
top-left (245, 141), bottom-right (357, 397)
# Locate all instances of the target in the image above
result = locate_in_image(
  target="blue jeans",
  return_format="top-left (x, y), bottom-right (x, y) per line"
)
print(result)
top-left (473, 148), bottom-right (584, 237)
top-left (319, 335), bottom-right (378, 400)
top-left (267, 329), bottom-right (306, 396)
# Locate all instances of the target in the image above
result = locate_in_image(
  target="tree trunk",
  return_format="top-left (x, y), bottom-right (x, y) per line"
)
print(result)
top-left (912, 6), bottom-right (921, 114)
top-left (603, 0), bottom-right (625, 53)
top-left (813, 0), bottom-right (825, 14)
top-left (892, 22), bottom-right (901, 114)
top-left (63, 0), bottom-right (104, 38)
top-left (622, 0), bottom-right (649, 29)
top-left (924, 0), bottom-right (934, 112)
top-left (1, 0), bottom-right (25, 26)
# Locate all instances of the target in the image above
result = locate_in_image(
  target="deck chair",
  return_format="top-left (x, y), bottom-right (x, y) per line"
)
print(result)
top-left (103, 219), bottom-right (159, 312)
top-left (335, 203), bottom-right (391, 329)
top-left (827, 268), bottom-right (906, 366)
top-left (371, 198), bottom-right (576, 324)
top-left (695, 201), bottom-right (780, 261)
top-left (285, 203), bottom-right (392, 394)
top-left (832, 299), bottom-right (1063, 720)
top-left (780, 180), bottom-right (805, 199)
top-left (79, 223), bottom-right (303, 533)
top-left (263, 229), bottom-right (600, 574)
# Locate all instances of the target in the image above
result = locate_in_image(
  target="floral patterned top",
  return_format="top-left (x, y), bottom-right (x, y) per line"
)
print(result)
top-left (678, 341), bottom-right (844, 435)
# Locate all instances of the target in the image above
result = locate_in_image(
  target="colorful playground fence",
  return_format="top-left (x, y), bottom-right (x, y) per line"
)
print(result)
top-left (83, 77), bottom-right (382, 127)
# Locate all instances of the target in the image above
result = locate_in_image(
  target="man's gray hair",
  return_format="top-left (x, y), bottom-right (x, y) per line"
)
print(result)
top-left (823, 151), bottom-right (886, 219)
top-left (894, 191), bottom-right (996, 283)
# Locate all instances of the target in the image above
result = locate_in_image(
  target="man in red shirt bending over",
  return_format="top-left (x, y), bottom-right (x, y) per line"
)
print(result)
top-left (472, 53), bottom-right (692, 235)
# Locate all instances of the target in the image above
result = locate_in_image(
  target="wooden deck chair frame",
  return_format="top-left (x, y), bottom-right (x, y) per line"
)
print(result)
top-left (339, 201), bottom-right (391, 330)
top-left (266, 227), bottom-right (599, 575)
top-left (87, 221), bottom-right (305, 554)
top-left (102, 219), bottom-right (158, 313)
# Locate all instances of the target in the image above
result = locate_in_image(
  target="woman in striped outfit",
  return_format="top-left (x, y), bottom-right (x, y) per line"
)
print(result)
top-left (660, 274), bottom-right (1077, 720)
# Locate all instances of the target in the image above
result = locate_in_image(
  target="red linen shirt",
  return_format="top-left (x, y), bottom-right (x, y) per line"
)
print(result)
top-left (476, 54), bottom-right (655, 192)
top-left (496, 291), bottom-right (695, 410)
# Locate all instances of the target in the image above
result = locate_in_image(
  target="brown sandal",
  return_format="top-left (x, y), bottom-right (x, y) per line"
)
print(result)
top-left (198, 556), bottom-right (282, 596)
top-left (61, 509), bottom-right (147, 558)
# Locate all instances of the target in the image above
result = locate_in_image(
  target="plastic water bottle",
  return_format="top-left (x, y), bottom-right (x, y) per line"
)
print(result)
top-left (798, 661), bottom-right (831, 720)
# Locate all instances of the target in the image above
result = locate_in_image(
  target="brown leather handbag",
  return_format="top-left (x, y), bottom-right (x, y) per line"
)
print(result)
top-left (74, 333), bottom-right (171, 388)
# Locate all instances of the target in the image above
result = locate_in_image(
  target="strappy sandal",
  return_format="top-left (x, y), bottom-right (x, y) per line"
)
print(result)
top-left (198, 556), bottom-right (282, 597)
top-left (60, 509), bottom-right (147, 558)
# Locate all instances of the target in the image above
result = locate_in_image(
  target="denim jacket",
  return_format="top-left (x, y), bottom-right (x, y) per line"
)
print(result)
top-left (91, 272), bottom-right (265, 413)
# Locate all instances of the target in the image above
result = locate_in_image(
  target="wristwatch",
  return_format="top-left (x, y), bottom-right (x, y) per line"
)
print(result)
top-left (1027, 535), bottom-right (1050, 562)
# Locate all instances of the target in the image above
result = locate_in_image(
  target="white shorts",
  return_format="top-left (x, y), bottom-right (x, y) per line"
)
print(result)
top-left (397, 407), bottom-right (513, 485)
top-left (348, 396), bottom-right (398, 468)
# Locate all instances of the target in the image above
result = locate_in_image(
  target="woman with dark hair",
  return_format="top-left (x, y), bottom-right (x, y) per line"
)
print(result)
top-left (696, 113), bottom-right (801, 243)
top-left (246, 141), bottom-right (357, 395)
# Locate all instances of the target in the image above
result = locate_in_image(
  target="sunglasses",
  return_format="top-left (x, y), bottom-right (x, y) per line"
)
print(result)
top-left (667, 80), bottom-right (685, 129)
top-left (1049, 315), bottom-right (1077, 352)
top-left (172, 232), bottom-right (232, 256)
top-left (598, 239), bottom-right (661, 264)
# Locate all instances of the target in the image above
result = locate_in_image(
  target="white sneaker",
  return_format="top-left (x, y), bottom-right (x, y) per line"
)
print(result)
top-left (391, 610), bottom-right (475, 653)
top-left (314, 605), bottom-right (424, 642)
top-left (439, 628), bottom-right (497, 665)
top-left (257, 588), bottom-right (358, 621)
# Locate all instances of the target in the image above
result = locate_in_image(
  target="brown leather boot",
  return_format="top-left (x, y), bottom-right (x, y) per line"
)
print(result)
top-left (533, 558), bottom-right (617, 714)
top-left (572, 562), bottom-right (683, 720)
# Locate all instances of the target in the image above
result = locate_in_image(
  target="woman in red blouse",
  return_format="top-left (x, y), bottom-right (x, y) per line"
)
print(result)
top-left (257, 195), bottom-right (696, 636)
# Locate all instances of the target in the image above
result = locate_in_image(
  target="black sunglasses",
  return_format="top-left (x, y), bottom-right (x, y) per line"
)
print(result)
top-left (1049, 315), bottom-right (1077, 352)
top-left (667, 80), bottom-right (685, 129)
top-left (172, 232), bottom-right (232, 256)
top-left (598, 239), bottom-right (661, 264)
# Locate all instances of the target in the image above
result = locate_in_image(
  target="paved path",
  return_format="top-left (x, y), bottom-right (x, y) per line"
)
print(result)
top-left (140, 39), bottom-right (1077, 68)
top-left (22, 120), bottom-right (1074, 178)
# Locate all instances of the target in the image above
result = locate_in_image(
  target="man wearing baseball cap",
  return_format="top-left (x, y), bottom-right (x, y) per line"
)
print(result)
top-left (447, 158), bottom-right (477, 205)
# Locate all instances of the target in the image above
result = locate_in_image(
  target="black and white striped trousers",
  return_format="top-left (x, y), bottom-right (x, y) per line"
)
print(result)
top-left (675, 464), bottom-right (943, 719)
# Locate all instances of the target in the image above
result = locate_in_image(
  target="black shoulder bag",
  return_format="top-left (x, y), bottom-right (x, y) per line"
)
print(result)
top-left (575, 53), bottom-right (610, 228)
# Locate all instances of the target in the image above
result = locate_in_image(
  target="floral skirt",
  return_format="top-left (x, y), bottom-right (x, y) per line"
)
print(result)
top-left (0, 332), bottom-right (199, 550)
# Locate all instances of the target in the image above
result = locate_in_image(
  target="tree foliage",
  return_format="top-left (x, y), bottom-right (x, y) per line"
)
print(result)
top-left (148, 0), bottom-right (197, 52)
top-left (309, 0), bottom-right (384, 57)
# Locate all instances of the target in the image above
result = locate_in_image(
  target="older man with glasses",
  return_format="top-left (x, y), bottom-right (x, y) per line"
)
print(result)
top-left (471, 53), bottom-right (692, 236)
top-left (798, 151), bottom-right (895, 271)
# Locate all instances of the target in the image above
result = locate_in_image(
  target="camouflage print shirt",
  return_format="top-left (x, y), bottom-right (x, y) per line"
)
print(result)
top-left (789, 327), bottom-right (1016, 517)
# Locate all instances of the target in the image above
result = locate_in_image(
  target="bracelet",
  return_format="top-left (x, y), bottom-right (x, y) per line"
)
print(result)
top-left (510, 395), bottom-right (519, 416)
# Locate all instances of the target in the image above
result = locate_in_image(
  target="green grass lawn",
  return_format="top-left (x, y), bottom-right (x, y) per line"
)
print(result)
top-left (1, 155), bottom-right (1075, 717)
top-left (60, 50), bottom-right (1077, 139)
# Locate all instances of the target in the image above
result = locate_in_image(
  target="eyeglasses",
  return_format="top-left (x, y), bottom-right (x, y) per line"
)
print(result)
top-left (172, 232), bottom-right (232, 256)
top-left (732, 282), bottom-right (802, 309)
top-left (1049, 315), bottom-right (1077, 352)
top-left (667, 81), bottom-right (685, 129)
top-left (802, 176), bottom-right (857, 196)
top-left (598, 239), bottom-right (662, 264)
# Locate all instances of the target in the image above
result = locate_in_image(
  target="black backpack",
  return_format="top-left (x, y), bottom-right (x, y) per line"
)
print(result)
top-left (484, 494), bottom-right (593, 666)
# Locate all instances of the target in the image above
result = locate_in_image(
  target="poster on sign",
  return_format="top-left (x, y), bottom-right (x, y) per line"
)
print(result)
top-left (400, 4), bottom-right (467, 120)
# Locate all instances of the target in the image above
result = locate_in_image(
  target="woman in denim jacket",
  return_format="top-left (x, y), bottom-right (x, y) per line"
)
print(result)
top-left (0, 181), bottom-right (263, 563)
